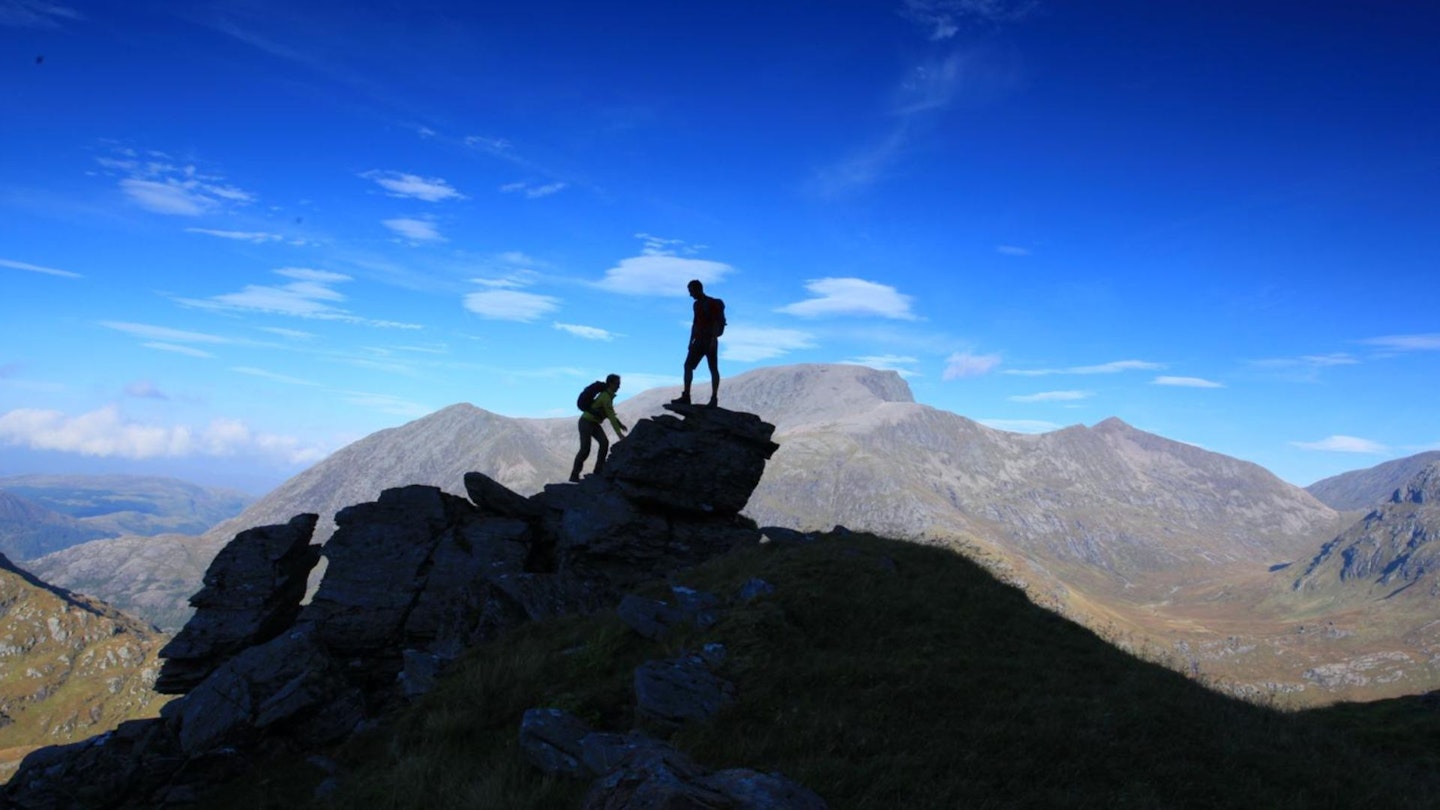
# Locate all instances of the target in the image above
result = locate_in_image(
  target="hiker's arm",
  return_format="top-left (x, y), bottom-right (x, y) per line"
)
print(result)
top-left (602, 395), bottom-right (627, 434)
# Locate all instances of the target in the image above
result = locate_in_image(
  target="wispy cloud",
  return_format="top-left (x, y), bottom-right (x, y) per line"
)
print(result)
top-left (97, 149), bottom-right (255, 216)
top-left (177, 268), bottom-right (423, 329)
top-left (0, 1), bottom-right (82, 28)
top-left (123, 380), bottom-right (168, 400)
top-left (340, 391), bottom-right (433, 418)
top-left (1010, 390), bottom-right (1092, 403)
top-left (0, 404), bottom-right (328, 464)
top-left (943, 351), bottom-right (1001, 380)
top-left (1005, 360), bottom-right (1164, 376)
top-left (1250, 353), bottom-right (1358, 370)
top-left (901, 0), bottom-right (1037, 40)
top-left (814, 42), bottom-right (1021, 195)
top-left (996, 245), bottom-right (1030, 256)
top-left (1362, 334), bottom-right (1440, 352)
top-left (231, 367), bottom-right (320, 386)
top-left (1292, 435), bottom-right (1389, 454)
top-left (554, 322), bottom-right (616, 341)
top-left (361, 170), bottom-right (464, 202)
top-left (382, 217), bottom-right (445, 242)
top-left (257, 326), bottom-right (315, 340)
top-left (778, 278), bottom-right (918, 320)
top-left (846, 355), bottom-right (921, 378)
top-left (595, 236), bottom-right (733, 296)
top-left (101, 321), bottom-right (233, 345)
top-left (1, 257), bottom-right (83, 278)
top-left (500, 181), bottom-right (568, 198)
top-left (464, 289), bottom-right (560, 322)
top-left (185, 228), bottom-right (284, 243)
top-left (1153, 376), bottom-right (1224, 388)
top-left (720, 326), bottom-right (817, 363)
top-left (143, 343), bottom-right (215, 358)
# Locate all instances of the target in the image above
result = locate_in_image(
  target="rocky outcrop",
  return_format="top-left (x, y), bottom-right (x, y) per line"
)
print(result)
top-left (154, 514), bottom-right (321, 694)
top-left (1295, 463), bottom-right (1440, 593)
top-left (4, 404), bottom-right (779, 809)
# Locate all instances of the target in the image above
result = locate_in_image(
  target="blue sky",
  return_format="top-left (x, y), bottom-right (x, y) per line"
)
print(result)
top-left (2, 0), bottom-right (1437, 494)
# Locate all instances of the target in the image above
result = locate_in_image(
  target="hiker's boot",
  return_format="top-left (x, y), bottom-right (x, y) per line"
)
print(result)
top-left (706, 396), bottom-right (718, 408)
top-left (669, 391), bottom-right (691, 405)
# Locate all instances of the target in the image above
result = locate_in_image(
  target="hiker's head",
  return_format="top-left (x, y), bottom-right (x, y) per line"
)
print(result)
top-left (687, 279), bottom-right (704, 299)
top-left (605, 373), bottom-right (621, 392)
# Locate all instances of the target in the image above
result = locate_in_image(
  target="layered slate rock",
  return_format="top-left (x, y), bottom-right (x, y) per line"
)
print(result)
top-left (5, 404), bottom-right (780, 809)
top-left (155, 513), bottom-right (321, 694)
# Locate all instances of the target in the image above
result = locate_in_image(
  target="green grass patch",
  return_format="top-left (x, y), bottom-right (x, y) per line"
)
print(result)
top-left (213, 532), bottom-right (1440, 808)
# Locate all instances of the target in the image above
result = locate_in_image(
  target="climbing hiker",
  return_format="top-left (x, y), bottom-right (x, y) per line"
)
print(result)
top-left (570, 373), bottom-right (627, 482)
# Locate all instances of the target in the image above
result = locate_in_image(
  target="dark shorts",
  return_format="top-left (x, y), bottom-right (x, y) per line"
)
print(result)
top-left (684, 337), bottom-right (718, 371)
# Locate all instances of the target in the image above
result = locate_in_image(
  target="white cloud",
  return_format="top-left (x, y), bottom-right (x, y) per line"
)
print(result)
top-left (1153, 376), bottom-right (1224, 388)
top-left (1, 1), bottom-right (83, 28)
top-left (176, 269), bottom-right (422, 329)
top-left (143, 342), bottom-right (215, 358)
top-left (596, 255), bottom-right (734, 296)
top-left (1005, 360), bottom-right (1164, 376)
top-left (277, 267), bottom-right (349, 283)
top-left (778, 278), bottom-right (918, 320)
top-left (1010, 390), bottom-right (1092, 403)
top-left (554, 322), bottom-right (616, 341)
top-left (185, 228), bottom-right (284, 243)
top-left (978, 418), bottom-right (1062, 434)
top-left (719, 326), bottom-right (816, 362)
top-left (464, 289), bottom-right (560, 322)
top-left (501, 181), bottom-right (568, 198)
top-left (1, 257), bottom-right (83, 278)
top-left (383, 217), bottom-right (445, 242)
top-left (1292, 435), bottom-right (1389, 454)
top-left (361, 170), bottom-right (464, 202)
top-left (996, 245), bottom-right (1030, 256)
top-left (98, 152), bottom-right (256, 217)
top-left (0, 404), bottom-right (328, 465)
top-left (1362, 334), bottom-right (1440, 352)
top-left (943, 351), bottom-right (1001, 380)
top-left (846, 355), bottom-right (921, 378)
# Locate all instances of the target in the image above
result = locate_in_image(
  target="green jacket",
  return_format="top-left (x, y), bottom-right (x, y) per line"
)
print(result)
top-left (583, 389), bottom-right (627, 433)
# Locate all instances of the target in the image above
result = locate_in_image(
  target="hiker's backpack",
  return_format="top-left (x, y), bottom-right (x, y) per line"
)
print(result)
top-left (577, 380), bottom-right (607, 416)
top-left (709, 297), bottom-right (726, 336)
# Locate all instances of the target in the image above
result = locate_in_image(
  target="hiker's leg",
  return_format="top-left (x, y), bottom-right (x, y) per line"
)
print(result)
top-left (675, 343), bottom-right (703, 403)
top-left (593, 427), bottom-right (611, 474)
top-left (570, 417), bottom-right (591, 481)
top-left (706, 340), bottom-right (720, 405)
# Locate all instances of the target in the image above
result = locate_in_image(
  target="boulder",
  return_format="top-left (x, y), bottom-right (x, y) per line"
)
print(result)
top-left (605, 405), bottom-right (779, 517)
top-left (634, 654), bottom-right (736, 731)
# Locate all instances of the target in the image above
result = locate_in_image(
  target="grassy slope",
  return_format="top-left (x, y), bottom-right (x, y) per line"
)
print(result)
top-left (211, 532), bottom-right (1440, 809)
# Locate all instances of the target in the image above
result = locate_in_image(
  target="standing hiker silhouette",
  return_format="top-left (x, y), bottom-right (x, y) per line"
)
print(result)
top-left (670, 279), bottom-right (724, 407)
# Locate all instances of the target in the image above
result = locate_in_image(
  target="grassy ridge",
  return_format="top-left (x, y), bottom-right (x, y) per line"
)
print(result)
top-left (218, 532), bottom-right (1440, 809)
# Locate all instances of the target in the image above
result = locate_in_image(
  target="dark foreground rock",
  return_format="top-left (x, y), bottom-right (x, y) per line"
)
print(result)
top-left (4, 404), bottom-right (780, 809)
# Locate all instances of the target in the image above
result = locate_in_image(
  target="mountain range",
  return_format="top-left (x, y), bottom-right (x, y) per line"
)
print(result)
top-left (17, 364), bottom-right (1440, 702)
